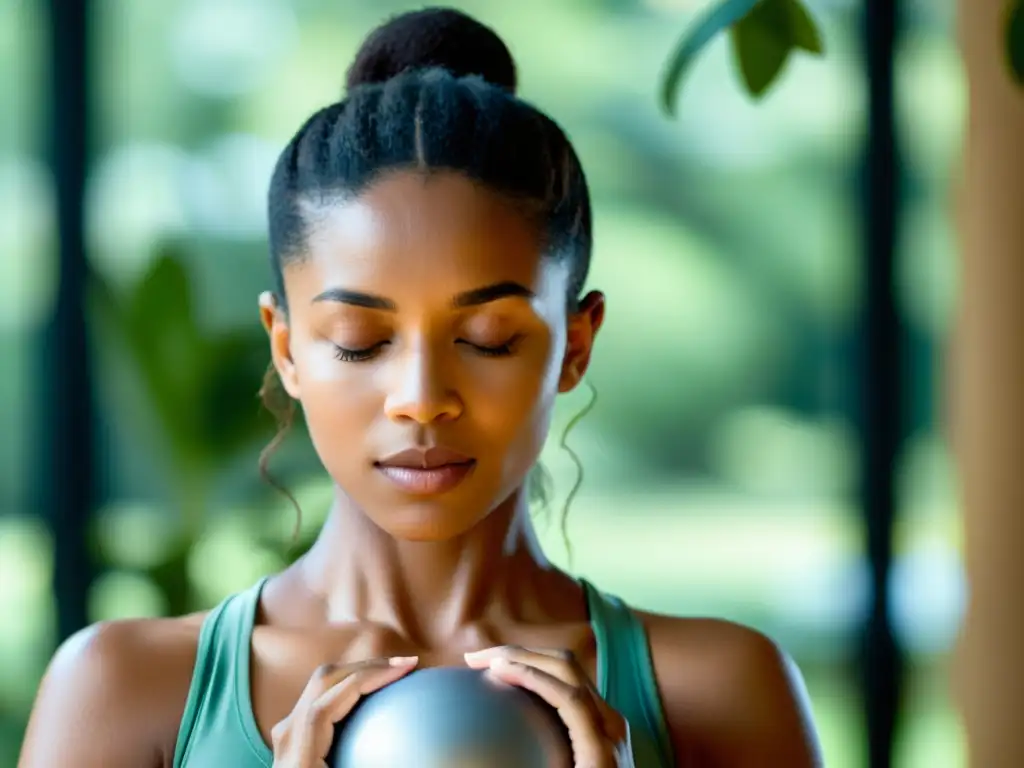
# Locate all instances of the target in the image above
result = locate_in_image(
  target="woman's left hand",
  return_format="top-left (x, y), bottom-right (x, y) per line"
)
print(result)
top-left (464, 646), bottom-right (634, 768)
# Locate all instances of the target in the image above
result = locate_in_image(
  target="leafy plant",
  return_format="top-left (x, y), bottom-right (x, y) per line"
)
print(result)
top-left (90, 242), bottom-right (274, 611)
top-left (661, 0), bottom-right (824, 113)
top-left (661, 0), bottom-right (1024, 114)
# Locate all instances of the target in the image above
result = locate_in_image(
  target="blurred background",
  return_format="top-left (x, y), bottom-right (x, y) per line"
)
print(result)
top-left (1, 0), bottom-right (964, 765)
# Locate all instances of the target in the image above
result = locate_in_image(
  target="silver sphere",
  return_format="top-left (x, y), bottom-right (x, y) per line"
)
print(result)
top-left (328, 666), bottom-right (573, 767)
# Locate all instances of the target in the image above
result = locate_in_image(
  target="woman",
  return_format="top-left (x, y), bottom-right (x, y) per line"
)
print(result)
top-left (19, 8), bottom-right (823, 767)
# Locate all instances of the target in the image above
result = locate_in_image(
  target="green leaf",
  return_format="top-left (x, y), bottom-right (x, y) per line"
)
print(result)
top-left (1007, 0), bottom-right (1024, 86)
top-left (731, 0), bottom-right (794, 97)
top-left (786, 0), bottom-right (824, 54)
top-left (122, 244), bottom-right (206, 462)
top-left (197, 330), bottom-right (275, 458)
top-left (660, 0), bottom-right (761, 115)
top-left (661, 0), bottom-right (825, 111)
top-left (87, 268), bottom-right (128, 341)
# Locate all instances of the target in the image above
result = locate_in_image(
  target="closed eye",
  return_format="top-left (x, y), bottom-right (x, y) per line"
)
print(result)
top-left (333, 342), bottom-right (388, 362)
top-left (333, 336), bottom-right (523, 362)
top-left (460, 335), bottom-right (522, 357)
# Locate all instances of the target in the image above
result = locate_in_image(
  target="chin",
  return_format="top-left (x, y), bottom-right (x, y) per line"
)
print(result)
top-left (345, 470), bottom-right (525, 542)
top-left (360, 493), bottom-right (487, 540)
top-left (383, 511), bottom-right (486, 542)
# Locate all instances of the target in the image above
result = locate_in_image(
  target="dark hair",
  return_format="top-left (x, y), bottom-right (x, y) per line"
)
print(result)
top-left (266, 7), bottom-right (592, 305)
top-left (259, 8), bottom-right (594, 539)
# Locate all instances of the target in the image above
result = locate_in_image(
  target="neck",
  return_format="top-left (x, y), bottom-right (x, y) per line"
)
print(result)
top-left (297, 487), bottom-right (565, 643)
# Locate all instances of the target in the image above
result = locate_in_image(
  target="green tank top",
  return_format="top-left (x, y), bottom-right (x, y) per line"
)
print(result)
top-left (172, 577), bottom-right (675, 767)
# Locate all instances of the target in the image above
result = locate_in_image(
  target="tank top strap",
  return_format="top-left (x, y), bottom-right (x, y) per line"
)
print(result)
top-left (579, 578), bottom-right (676, 767)
top-left (172, 577), bottom-right (270, 768)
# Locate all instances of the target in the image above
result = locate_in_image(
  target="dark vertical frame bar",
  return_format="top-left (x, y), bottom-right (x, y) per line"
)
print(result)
top-left (41, 0), bottom-right (96, 643)
top-left (860, 1), bottom-right (904, 766)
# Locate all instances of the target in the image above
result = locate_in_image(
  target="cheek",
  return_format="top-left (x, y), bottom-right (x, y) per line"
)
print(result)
top-left (290, 338), bottom-right (378, 455)
top-left (474, 330), bottom-right (564, 458)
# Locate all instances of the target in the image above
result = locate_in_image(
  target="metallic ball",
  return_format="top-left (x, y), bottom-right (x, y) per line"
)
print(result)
top-left (328, 666), bottom-right (573, 767)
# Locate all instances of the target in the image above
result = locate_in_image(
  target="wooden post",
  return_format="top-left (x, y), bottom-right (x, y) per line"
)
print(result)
top-left (952, 0), bottom-right (1024, 764)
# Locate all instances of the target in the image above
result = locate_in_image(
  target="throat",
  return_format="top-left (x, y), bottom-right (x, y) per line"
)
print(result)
top-left (295, 494), bottom-right (572, 644)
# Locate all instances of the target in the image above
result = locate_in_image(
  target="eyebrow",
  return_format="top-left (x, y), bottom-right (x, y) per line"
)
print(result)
top-left (311, 280), bottom-right (535, 311)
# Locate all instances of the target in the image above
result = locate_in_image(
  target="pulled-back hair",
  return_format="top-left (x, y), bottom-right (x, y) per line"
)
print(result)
top-left (266, 7), bottom-right (593, 308)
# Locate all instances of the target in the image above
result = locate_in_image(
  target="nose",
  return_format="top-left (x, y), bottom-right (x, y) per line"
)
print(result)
top-left (383, 344), bottom-right (463, 425)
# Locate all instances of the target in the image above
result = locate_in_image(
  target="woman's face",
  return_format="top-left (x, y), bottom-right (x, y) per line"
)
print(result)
top-left (262, 171), bottom-right (603, 542)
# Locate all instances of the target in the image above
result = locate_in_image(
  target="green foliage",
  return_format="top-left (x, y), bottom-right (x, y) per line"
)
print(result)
top-left (90, 243), bottom-right (274, 550)
top-left (661, 0), bottom-right (760, 114)
top-left (1008, 0), bottom-right (1024, 85)
top-left (664, 0), bottom-right (1024, 114)
top-left (661, 0), bottom-right (824, 114)
top-left (88, 244), bottom-right (278, 614)
top-left (121, 250), bottom-right (204, 466)
top-left (731, 0), bottom-right (823, 96)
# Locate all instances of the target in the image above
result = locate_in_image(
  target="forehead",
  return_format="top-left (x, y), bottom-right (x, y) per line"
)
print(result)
top-left (293, 172), bottom-right (562, 299)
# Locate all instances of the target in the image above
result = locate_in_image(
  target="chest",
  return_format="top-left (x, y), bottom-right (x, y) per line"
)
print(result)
top-left (248, 620), bottom-right (599, 751)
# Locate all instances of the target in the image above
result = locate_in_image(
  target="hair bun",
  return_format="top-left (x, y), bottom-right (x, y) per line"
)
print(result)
top-left (346, 8), bottom-right (517, 94)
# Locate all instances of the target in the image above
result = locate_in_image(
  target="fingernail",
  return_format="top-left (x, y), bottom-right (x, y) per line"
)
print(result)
top-left (464, 649), bottom-right (492, 659)
top-left (389, 656), bottom-right (419, 666)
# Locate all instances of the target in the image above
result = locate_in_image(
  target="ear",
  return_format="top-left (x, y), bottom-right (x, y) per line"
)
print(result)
top-left (259, 291), bottom-right (300, 399)
top-left (558, 290), bottom-right (605, 393)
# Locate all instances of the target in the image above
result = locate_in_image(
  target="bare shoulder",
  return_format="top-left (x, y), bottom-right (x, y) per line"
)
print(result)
top-left (18, 613), bottom-right (206, 768)
top-left (637, 610), bottom-right (824, 767)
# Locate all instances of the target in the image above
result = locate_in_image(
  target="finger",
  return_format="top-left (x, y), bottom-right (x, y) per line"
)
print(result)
top-left (289, 657), bottom-right (419, 759)
top-left (313, 659), bottom-right (420, 718)
top-left (297, 656), bottom-right (418, 705)
top-left (465, 646), bottom-right (589, 690)
top-left (487, 659), bottom-right (612, 765)
top-left (305, 661), bottom-right (419, 757)
top-left (465, 647), bottom-right (626, 741)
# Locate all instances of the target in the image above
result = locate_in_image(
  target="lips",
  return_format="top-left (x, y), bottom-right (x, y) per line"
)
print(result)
top-left (376, 446), bottom-right (475, 470)
top-left (375, 446), bottom-right (476, 496)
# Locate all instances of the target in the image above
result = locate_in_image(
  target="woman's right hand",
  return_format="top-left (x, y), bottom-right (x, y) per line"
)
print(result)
top-left (270, 656), bottom-right (419, 768)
